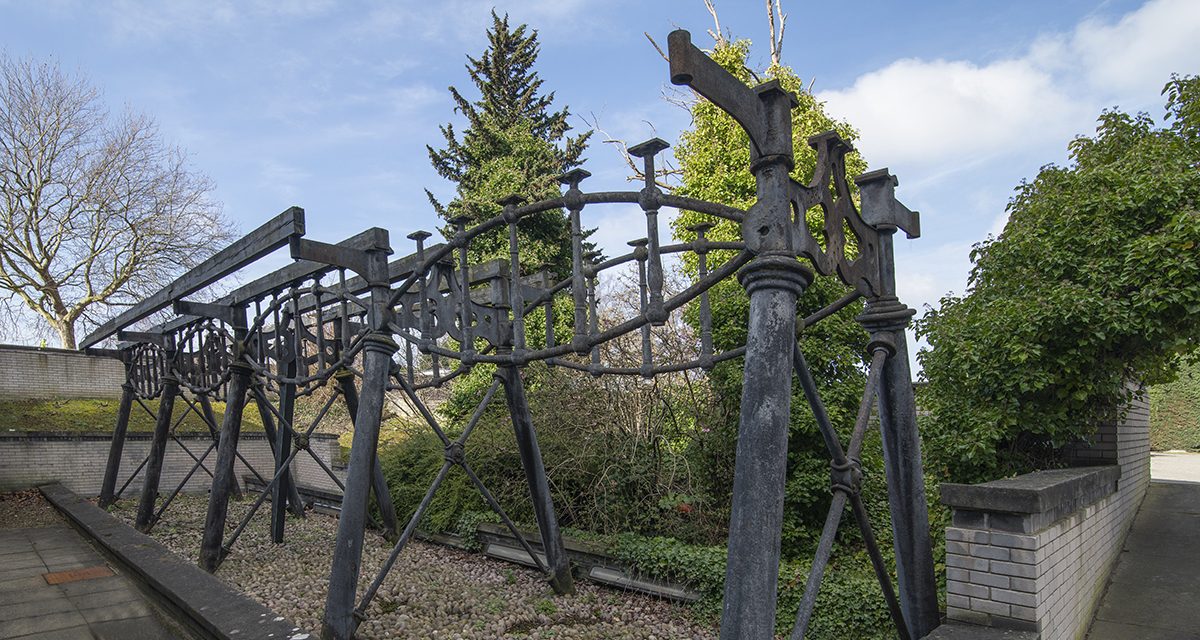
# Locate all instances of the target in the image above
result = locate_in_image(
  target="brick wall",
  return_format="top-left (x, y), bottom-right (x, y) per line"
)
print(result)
top-left (0, 344), bottom-right (124, 400)
top-left (938, 392), bottom-right (1150, 640)
top-left (0, 432), bottom-right (345, 496)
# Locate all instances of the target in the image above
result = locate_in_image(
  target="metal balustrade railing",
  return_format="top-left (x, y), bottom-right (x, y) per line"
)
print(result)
top-left (82, 29), bottom-right (938, 640)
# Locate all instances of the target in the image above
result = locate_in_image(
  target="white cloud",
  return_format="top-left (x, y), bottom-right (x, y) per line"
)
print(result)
top-left (818, 0), bottom-right (1200, 170)
top-left (820, 57), bottom-right (1086, 168)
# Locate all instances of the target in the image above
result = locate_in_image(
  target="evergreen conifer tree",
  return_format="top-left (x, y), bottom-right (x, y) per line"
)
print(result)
top-left (426, 11), bottom-right (590, 277)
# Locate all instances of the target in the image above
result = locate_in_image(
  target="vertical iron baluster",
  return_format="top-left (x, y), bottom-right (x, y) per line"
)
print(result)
top-left (584, 250), bottom-right (601, 373)
top-left (628, 138), bottom-right (670, 326)
top-left (501, 196), bottom-right (527, 353)
top-left (337, 268), bottom-right (351, 350)
top-left (629, 238), bottom-right (653, 377)
top-left (272, 292), bottom-right (284, 382)
top-left (314, 282), bottom-right (327, 373)
top-left (559, 169), bottom-right (590, 352)
top-left (690, 223), bottom-right (715, 368)
top-left (290, 283), bottom-right (305, 380)
top-left (450, 216), bottom-right (474, 358)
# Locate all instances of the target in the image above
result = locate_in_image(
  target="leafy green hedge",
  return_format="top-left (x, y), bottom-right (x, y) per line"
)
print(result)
top-left (1149, 360), bottom-right (1200, 451)
top-left (609, 534), bottom-right (894, 639)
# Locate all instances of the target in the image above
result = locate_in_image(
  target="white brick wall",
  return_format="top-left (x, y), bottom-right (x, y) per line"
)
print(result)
top-left (0, 433), bottom-right (346, 496)
top-left (944, 393), bottom-right (1150, 639)
top-left (0, 345), bottom-right (124, 400)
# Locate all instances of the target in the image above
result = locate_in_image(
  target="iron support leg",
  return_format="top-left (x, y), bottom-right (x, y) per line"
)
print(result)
top-left (720, 256), bottom-right (811, 640)
top-left (99, 383), bottom-right (135, 508)
top-left (855, 225), bottom-right (938, 637)
top-left (336, 371), bottom-right (399, 540)
top-left (199, 363), bottom-right (252, 572)
top-left (858, 299), bottom-right (939, 638)
top-left (135, 375), bottom-right (180, 532)
top-left (322, 334), bottom-right (396, 640)
top-left (198, 394), bottom-right (242, 500)
top-left (252, 383), bottom-right (304, 516)
top-left (497, 364), bottom-right (574, 594)
top-left (272, 380), bottom-right (297, 543)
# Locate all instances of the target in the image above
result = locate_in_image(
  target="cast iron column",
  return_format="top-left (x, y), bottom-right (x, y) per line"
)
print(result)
top-left (135, 372), bottom-right (180, 531)
top-left (198, 394), bottom-right (242, 500)
top-left (98, 380), bottom-right (136, 508)
top-left (322, 239), bottom-right (396, 640)
top-left (272, 368), bottom-right (297, 543)
top-left (498, 364), bottom-right (574, 594)
top-left (335, 369), bottom-right (399, 540)
top-left (199, 360), bottom-right (253, 571)
top-left (857, 228), bottom-right (939, 638)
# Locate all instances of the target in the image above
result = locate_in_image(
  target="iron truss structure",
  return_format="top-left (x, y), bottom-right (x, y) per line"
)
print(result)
top-left (80, 31), bottom-right (937, 640)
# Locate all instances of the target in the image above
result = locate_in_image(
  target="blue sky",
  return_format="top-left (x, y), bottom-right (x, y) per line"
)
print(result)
top-left (2, 0), bottom-right (1198, 362)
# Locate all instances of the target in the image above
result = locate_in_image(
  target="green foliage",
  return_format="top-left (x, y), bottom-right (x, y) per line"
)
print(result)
top-left (380, 360), bottom-right (728, 545)
top-left (609, 534), bottom-right (892, 638)
top-left (917, 75), bottom-right (1200, 483)
top-left (426, 11), bottom-right (591, 277)
top-left (0, 397), bottom-right (264, 434)
top-left (1149, 358), bottom-right (1200, 451)
top-left (671, 39), bottom-right (877, 551)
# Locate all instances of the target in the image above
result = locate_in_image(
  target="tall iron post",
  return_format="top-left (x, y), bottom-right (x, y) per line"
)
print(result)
top-left (855, 171), bottom-right (939, 637)
top-left (321, 234), bottom-right (396, 640)
top-left (497, 364), bottom-right (575, 594)
top-left (272, 325), bottom-right (298, 543)
top-left (668, 30), bottom-right (811, 639)
top-left (99, 371), bottom-right (136, 509)
top-left (199, 317), bottom-right (252, 572)
top-left (135, 369), bottom-right (180, 532)
top-left (198, 394), bottom-right (242, 500)
top-left (335, 369), bottom-right (400, 540)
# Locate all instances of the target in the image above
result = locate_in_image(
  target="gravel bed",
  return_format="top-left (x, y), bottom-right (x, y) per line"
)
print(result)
top-left (111, 494), bottom-right (717, 639)
top-left (0, 489), bottom-right (65, 528)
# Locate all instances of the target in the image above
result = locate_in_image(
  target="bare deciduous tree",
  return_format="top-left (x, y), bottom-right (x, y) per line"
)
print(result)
top-left (0, 56), bottom-right (233, 348)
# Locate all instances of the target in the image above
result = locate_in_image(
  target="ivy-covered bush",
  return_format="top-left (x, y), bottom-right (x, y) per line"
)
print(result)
top-left (917, 75), bottom-right (1200, 483)
top-left (609, 534), bottom-right (894, 639)
top-left (1149, 359), bottom-right (1200, 451)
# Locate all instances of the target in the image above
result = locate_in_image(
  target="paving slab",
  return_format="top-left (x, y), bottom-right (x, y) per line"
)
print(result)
top-left (0, 524), bottom-right (183, 640)
top-left (1087, 481), bottom-right (1200, 640)
top-left (39, 483), bottom-right (305, 640)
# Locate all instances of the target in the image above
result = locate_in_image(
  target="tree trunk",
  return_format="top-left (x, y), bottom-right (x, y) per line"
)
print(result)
top-left (56, 320), bottom-right (76, 349)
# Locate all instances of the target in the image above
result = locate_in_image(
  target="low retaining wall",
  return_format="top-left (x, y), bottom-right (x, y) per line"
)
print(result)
top-left (41, 483), bottom-right (304, 640)
top-left (0, 344), bottom-right (124, 400)
top-left (0, 431), bottom-right (344, 496)
top-left (935, 393), bottom-right (1150, 639)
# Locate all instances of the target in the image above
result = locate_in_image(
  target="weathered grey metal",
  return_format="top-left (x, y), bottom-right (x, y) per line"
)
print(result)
top-left (98, 379), bottom-right (136, 509)
top-left (320, 229), bottom-right (397, 640)
top-left (80, 207), bottom-right (306, 350)
top-left (855, 171), bottom-right (938, 638)
top-left (135, 372), bottom-right (180, 532)
top-left (336, 370), bottom-right (400, 540)
top-left (87, 26), bottom-right (932, 639)
top-left (498, 364), bottom-right (574, 594)
top-left (668, 28), bottom-right (811, 640)
top-left (199, 361), bottom-right (253, 572)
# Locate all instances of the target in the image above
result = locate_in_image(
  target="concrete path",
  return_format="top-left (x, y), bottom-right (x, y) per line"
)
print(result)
top-left (0, 526), bottom-right (183, 640)
top-left (1086, 455), bottom-right (1200, 640)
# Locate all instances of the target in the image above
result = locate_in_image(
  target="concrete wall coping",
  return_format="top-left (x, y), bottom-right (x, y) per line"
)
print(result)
top-left (0, 343), bottom-right (105, 357)
top-left (940, 465), bottom-right (1121, 514)
top-left (40, 482), bottom-right (307, 640)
